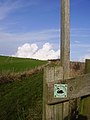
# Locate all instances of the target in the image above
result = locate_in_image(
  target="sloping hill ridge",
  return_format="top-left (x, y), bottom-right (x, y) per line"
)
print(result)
top-left (0, 56), bottom-right (90, 120)
top-left (0, 56), bottom-right (47, 73)
top-left (0, 56), bottom-right (47, 120)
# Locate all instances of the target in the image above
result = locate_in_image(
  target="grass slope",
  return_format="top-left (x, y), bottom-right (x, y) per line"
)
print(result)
top-left (0, 56), bottom-right (47, 120)
top-left (0, 56), bottom-right (46, 73)
top-left (0, 72), bottom-right (43, 120)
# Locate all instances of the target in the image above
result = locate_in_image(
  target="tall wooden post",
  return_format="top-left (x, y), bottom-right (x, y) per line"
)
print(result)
top-left (60, 0), bottom-right (70, 79)
top-left (43, 1), bottom-right (90, 119)
top-left (60, 0), bottom-right (70, 119)
top-left (43, 0), bottom-right (70, 120)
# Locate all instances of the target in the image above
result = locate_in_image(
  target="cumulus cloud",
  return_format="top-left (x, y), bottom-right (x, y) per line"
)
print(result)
top-left (14, 43), bottom-right (60, 60)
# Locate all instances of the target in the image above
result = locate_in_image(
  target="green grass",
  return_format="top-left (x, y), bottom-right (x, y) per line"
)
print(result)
top-left (80, 59), bottom-right (90, 119)
top-left (1, 55), bottom-right (89, 120)
top-left (0, 71), bottom-right (43, 120)
top-left (80, 96), bottom-right (90, 117)
top-left (0, 56), bottom-right (47, 73)
top-left (0, 55), bottom-right (47, 120)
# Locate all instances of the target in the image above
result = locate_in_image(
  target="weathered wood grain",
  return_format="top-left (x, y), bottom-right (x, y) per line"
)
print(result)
top-left (60, 0), bottom-right (70, 119)
top-left (54, 66), bottom-right (63, 120)
top-left (60, 0), bottom-right (70, 79)
top-left (47, 73), bottom-right (90, 105)
top-left (42, 66), bottom-right (63, 120)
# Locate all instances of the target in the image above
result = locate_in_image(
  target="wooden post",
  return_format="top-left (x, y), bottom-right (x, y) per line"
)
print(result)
top-left (60, 0), bottom-right (70, 79)
top-left (43, 66), bottom-right (64, 120)
top-left (60, 1), bottom-right (81, 120)
top-left (43, 1), bottom-right (90, 119)
top-left (60, 0), bottom-right (70, 119)
top-left (43, 0), bottom-right (70, 120)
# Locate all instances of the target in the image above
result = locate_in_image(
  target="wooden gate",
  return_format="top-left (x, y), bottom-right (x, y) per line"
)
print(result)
top-left (42, 0), bottom-right (90, 119)
top-left (43, 63), bottom-right (90, 120)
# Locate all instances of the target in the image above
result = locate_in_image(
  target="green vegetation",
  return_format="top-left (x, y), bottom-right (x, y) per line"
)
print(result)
top-left (0, 56), bottom-right (47, 73)
top-left (0, 72), bottom-right (43, 120)
top-left (0, 55), bottom-right (47, 120)
top-left (80, 59), bottom-right (90, 119)
top-left (80, 96), bottom-right (90, 118)
top-left (0, 55), bottom-right (90, 120)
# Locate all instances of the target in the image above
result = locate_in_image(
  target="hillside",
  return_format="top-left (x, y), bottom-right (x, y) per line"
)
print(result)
top-left (0, 56), bottom-right (47, 120)
top-left (0, 72), bottom-right (43, 120)
top-left (0, 56), bottom-right (47, 73)
top-left (0, 56), bottom-right (90, 120)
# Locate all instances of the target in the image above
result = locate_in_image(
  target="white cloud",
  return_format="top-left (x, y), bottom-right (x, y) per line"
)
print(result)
top-left (0, 0), bottom-right (36, 20)
top-left (71, 44), bottom-right (90, 48)
top-left (74, 40), bottom-right (80, 44)
top-left (80, 54), bottom-right (90, 62)
top-left (71, 34), bottom-right (90, 37)
top-left (0, 28), bottom-right (90, 61)
top-left (0, 29), bottom-right (59, 42)
top-left (14, 43), bottom-right (60, 60)
top-left (0, 0), bottom-right (20, 20)
top-left (71, 28), bottom-right (90, 38)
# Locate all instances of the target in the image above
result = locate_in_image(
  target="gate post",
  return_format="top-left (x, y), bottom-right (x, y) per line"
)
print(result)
top-left (43, 66), bottom-right (64, 120)
top-left (60, 0), bottom-right (70, 119)
top-left (43, 0), bottom-right (70, 119)
top-left (60, 0), bottom-right (70, 79)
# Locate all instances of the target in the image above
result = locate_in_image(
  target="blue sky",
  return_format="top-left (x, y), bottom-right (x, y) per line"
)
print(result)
top-left (0, 0), bottom-right (90, 61)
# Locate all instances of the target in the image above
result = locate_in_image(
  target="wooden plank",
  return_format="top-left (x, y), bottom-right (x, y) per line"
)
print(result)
top-left (45, 105), bottom-right (54, 120)
top-left (63, 101), bottom-right (69, 119)
top-left (43, 66), bottom-right (55, 120)
top-left (54, 66), bottom-right (63, 120)
top-left (54, 104), bottom-right (63, 120)
top-left (47, 73), bottom-right (90, 104)
top-left (42, 66), bottom-right (64, 120)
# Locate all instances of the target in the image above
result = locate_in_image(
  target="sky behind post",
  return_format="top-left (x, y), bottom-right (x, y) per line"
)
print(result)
top-left (0, 0), bottom-right (90, 61)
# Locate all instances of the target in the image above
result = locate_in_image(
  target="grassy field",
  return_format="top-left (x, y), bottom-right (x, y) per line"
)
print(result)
top-left (0, 56), bottom-right (47, 73)
top-left (0, 56), bottom-right (90, 120)
top-left (0, 56), bottom-right (47, 120)
top-left (0, 72), bottom-right (43, 120)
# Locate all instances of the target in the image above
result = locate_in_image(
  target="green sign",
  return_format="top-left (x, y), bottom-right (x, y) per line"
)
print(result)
top-left (54, 84), bottom-right (67, 98)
